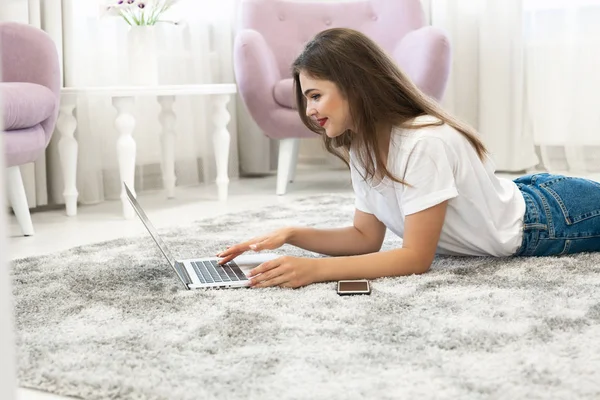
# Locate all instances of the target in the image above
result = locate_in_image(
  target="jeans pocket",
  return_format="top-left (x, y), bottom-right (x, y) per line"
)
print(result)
top-left (539, 176), bottom-right (600, 225)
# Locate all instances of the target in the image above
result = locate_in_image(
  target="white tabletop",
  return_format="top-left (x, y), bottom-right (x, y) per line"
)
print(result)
top-left (61, 84), bottom-right (237, 97)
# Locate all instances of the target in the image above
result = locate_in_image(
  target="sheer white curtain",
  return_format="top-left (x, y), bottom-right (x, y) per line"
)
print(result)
top-left (524, 0), bottom-right (600, 176)
top-left (425, 0), bottom-right (539, 172)
top-left (424, 0), bottom-right (600, 175)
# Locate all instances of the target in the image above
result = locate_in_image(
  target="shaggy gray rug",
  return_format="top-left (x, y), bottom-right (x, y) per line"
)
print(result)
top-left (10, 193), bottom-right (600, 400)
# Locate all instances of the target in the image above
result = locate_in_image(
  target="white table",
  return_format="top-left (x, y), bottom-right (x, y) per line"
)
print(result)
top-left (57, 84), bottom-right (236, 219)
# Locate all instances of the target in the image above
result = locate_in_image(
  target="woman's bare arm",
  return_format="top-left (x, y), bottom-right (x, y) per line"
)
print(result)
top-left (286, 209), bottom-right (386, 256)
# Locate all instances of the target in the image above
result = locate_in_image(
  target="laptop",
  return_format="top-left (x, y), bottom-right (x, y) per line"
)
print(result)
top-left (124, 183), bottom-right (278, 290)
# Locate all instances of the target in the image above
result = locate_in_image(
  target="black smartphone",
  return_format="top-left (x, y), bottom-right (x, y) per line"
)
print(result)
top-left (337, 280), bottom-right (371, 296)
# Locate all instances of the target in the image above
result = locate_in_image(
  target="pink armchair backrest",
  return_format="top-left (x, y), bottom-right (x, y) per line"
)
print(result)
top-left (238, 0), bottom-right (426, 79)
top-left (234, 0), bottom-right (450, 142)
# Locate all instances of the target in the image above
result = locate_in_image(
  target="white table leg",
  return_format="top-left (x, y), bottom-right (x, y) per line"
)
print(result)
top-left (56, 97), bottom-right (79, 217)
top-left (212, 94), bottom-right (231, 201)
top-left (112, 96), bottom-right (137, 219)
top-left (158, 95), bottom-right (176, 198)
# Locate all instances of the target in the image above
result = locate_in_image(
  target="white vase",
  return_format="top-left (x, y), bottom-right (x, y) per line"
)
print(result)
top-left (127, 25), bottom-right (160, 86)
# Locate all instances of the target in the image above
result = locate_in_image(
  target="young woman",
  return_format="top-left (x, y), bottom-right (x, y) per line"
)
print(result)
top-left (218, 28), bottom-right (600, 289)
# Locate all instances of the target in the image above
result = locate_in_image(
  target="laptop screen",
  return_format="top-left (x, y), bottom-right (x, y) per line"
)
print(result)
top-left (123, 183), bottom-right (177, 268)
top-left (124, 183), bottom-right (190, 289)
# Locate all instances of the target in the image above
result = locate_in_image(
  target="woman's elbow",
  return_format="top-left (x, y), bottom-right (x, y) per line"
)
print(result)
top-left (354, 242), bottom-right (383, 256)
top-left (407, 252), bottom-right (434, 275)
top-left (368, 238), bottom-right (385, 254)
top-left (414, 263), bottom-right (432, 275)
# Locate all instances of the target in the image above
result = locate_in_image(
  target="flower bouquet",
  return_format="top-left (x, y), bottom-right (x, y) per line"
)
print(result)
top-left (104, 0), bottom-right (179, 26)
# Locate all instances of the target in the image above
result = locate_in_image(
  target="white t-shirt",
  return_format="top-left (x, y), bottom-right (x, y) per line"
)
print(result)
top-left (350, 116), bottom-right (525, 257)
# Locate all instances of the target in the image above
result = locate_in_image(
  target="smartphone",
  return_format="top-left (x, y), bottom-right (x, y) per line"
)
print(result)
top-left (337, 280), bottom-right (371, 296)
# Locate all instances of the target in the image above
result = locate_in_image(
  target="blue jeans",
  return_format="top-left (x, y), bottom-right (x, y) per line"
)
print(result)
top-left (514, 173), bottom-right (600, 256)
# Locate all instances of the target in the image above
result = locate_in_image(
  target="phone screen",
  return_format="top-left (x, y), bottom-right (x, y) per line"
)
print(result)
top-left (339, 281), bottom-right (369, 292)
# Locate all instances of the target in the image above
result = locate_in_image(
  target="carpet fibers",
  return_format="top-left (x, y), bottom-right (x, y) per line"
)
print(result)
top-left (11, 194), bottom-right (600, 399)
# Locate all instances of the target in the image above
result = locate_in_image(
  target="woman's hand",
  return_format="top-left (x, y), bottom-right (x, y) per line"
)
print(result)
top-left (248, 256), bottom-right (318, 289)
top-left (216, 228), bottom-right (292, 264)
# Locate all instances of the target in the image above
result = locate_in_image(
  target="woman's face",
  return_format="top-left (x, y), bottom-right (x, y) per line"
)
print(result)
top-left (299, 73), bottom-right (352, 138)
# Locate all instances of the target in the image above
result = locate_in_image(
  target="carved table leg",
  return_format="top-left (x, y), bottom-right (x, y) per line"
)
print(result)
top-left (56, 96), bottom-right (79, 216)
top-left (211, 94), bottom-right (231, 201)
top-left (112, 96), bottom-right (137, 219)
top-left (158, 95), bottom-right (177, 198)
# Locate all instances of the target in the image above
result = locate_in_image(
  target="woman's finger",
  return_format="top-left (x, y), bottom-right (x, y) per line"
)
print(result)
top-left (250, 265), bottom-right (286, 286)
top-left (248, 257), bottom-right (283, 278)
top-left (217, 252), bottom-right (242, 265)
top-left (249, 238), bottom-right (270, 251)
top-left (217, 239), bottom-right (258, 257)
top-left (216, 247), bottom-right (234, 257)
top-left (252, 273), bottom-right (290, 288)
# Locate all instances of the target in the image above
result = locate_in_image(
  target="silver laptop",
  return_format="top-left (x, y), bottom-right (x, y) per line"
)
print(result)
top-left (124, 183), bottom-right (278, 290)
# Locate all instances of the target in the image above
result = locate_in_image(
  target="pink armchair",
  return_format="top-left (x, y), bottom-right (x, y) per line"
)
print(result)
top-left (234, 0), bottom-right (451, 195)
top-left (1, 22), bottom-right (61, 236)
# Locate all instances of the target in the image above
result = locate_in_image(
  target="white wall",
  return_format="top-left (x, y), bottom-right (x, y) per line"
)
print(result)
top-left (0, 29), bottom-right (17, 400)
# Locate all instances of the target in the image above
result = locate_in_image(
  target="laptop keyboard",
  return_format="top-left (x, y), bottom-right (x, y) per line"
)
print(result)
top-left (191, 260), bottom-right (248, 284)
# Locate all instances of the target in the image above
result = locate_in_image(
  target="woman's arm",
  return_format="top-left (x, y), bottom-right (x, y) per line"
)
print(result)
top-left (316, 201), bottom-right (448, 281)
top-left (287, 209), bottom-right (386, 256)
top-left (248, 201), bottom-right (448, 288)
top-left (217, 209), bottom-right (386, 264)
top-left (316, 201), bottom-right (448, 280)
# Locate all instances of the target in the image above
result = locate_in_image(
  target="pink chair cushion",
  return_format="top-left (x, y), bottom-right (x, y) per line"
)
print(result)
top-left (0, 82), bottom-right (56, 130)
top-left (4, 124), bottom-right (45, 167)
top-left (273, 78), bottom-right (296, 109)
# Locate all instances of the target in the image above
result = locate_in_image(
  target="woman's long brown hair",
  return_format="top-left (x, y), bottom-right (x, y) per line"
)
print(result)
top-left (292, 28), bottom-right (488, 185)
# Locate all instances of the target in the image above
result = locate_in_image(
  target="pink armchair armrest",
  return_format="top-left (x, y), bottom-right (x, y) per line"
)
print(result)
top-left (393, 26), bottom-right (451, 101)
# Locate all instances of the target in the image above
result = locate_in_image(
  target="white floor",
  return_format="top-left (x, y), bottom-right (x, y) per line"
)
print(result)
top-left (9, 165), bottom-right (352, 400)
